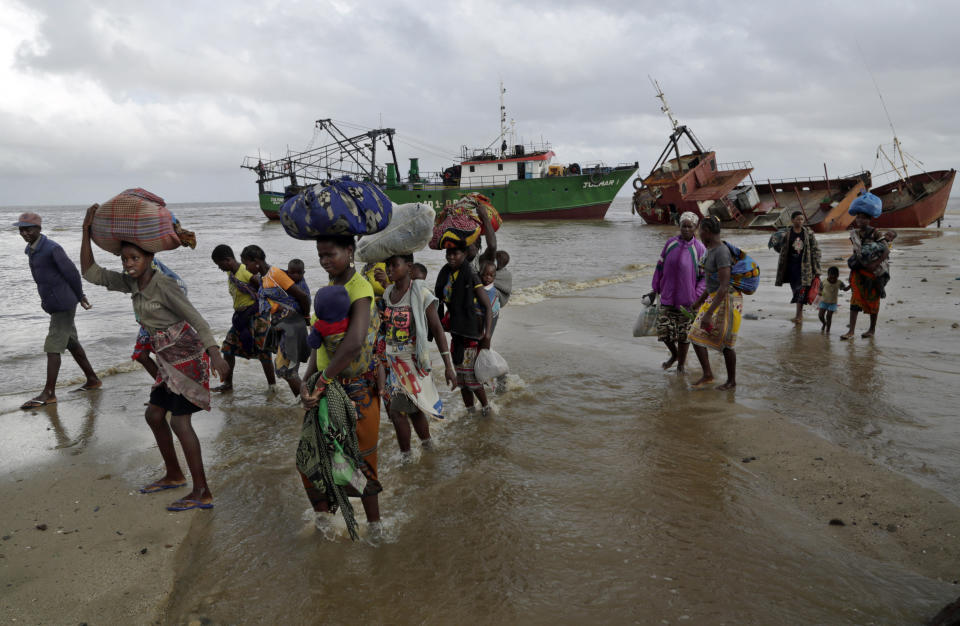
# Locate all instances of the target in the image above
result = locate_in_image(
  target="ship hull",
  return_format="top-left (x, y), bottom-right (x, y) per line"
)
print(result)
top-left (870, 169), bottom-right (955, 228)
top-left (384, 167), bottom-right (636, 220)
top-left (258, 167), bottom-right (637, 221)
top-left (260, 191), bottom-right (284, 219)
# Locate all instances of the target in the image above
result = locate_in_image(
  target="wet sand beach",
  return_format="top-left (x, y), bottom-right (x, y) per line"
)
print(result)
top-left (2, 201), bottom-right (959, 624)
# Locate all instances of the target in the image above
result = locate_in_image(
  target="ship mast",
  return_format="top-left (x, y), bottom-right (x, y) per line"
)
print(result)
top-left (650, 76), bottom-right (679, 131)
top-left (499, 80), bottom-right (508, 156)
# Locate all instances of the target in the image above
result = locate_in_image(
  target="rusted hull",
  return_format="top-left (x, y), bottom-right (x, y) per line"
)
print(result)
top-left (871, 169), bottom-right (955, 228)
top-left (500, 201), bottom-right (611, 220)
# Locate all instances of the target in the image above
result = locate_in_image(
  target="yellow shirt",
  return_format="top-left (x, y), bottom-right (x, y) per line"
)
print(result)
top-left (364, 262), bottom-right (390, 296)
top-left (314, 271), bottom-right (377, 379)
top-left (229, 265), bottom-right (257, 311)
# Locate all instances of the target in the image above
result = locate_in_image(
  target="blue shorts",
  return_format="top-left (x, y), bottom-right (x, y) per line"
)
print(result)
top-left (818, 302), bottom-right (838, 312)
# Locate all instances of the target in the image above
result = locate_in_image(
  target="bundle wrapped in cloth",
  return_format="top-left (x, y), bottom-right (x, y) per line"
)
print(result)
top-left (428, 193), bottom-right (502, 249)
top-left (90, 188), bottom-right (186, 255)
top-left (279, 177), bottom-right (392, 239)
top-left (355, 202), bottom-right (435, 262)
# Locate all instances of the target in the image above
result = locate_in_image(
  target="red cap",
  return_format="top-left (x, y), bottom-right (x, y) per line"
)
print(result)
top-left (13, 212), bottom-right (42, 228)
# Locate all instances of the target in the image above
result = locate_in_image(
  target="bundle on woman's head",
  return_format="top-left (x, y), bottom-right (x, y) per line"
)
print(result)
top-left (679, 211), bottom-right (699, 226)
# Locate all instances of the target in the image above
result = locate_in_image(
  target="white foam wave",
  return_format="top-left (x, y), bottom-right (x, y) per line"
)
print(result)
top-left (509, 264), bottom-right (654, 306)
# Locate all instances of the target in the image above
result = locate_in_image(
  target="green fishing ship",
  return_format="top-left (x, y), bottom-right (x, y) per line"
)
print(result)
top-left (242, 87), bottom-right (637, 220)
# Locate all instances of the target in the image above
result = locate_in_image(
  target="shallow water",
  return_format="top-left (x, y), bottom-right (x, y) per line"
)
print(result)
top-left (2, 197), bottom-right (959, 623)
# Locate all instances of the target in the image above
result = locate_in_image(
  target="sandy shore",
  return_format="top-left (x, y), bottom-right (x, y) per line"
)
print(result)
top-left (0, 370), bottom-right (233, 624)
top-left (2, 227), bottom-right (959, 623)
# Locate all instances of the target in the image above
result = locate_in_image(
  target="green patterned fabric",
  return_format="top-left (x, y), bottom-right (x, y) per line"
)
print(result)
top-left (295, 374), bottom-right (368, 541)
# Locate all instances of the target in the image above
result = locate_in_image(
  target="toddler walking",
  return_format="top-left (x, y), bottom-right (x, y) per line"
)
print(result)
top-left (818, 266), bottom-right (849, 332)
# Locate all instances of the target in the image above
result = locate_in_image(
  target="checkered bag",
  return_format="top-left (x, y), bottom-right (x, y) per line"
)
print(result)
top-left (90, 189), bottom-right (181, 255)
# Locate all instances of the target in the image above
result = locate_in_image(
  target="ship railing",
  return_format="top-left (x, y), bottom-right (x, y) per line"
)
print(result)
top-left (762, 169), bottom-right (870, 187)
top-left (717, 160), bottom-right (753, 172)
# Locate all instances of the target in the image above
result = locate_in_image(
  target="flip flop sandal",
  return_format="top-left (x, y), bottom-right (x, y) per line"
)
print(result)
top-left (20, 398), bottom-right (56, 409)
top-left (166, 499), bottom-right (214, 512)
top-left (139, 481), bottom-right (187, 494)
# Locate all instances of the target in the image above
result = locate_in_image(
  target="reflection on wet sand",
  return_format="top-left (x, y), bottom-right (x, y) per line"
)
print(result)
top-left (46, 391), bottom-right (102, 453)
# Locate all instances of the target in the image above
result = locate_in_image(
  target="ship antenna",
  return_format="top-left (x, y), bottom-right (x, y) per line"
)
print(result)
top-left (499, 80), bottom-right (508, 156)
top-left (857, 42), bottom-right (908, 180)
top-left (649, 76), bottom-right (679, 131)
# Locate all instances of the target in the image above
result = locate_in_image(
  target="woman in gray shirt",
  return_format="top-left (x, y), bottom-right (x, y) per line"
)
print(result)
top-left (80, 204), bottom-right (228, 512)
top-left (687, 216), bottom-right (741, 390)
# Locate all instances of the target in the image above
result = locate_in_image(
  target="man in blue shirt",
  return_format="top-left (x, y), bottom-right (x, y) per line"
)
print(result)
top-left (16, 212), bottom-right (101, 409)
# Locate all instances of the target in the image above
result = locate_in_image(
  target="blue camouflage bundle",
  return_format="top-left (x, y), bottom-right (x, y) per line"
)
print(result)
top-left (724, 241), bottom-right (761, 295)
top-left (279, 177), bottom-right (392, 239)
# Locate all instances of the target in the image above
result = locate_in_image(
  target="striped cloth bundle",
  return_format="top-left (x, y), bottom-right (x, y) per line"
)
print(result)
top-left (90, 188), bottom-right (181, 255)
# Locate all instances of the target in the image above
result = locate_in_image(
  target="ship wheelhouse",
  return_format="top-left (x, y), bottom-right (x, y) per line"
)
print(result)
top-left (459, 151), bottom-right (556, 187)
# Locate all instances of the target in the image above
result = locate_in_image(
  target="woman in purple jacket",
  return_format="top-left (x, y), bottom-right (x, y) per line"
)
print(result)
top-left (650, 212), bottom-right (706, 374)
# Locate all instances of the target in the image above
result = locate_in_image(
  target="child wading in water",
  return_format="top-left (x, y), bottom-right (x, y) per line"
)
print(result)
top-left (211, 244), bottom-right (276, 391)
top-left (435, 244), bottom-right (493, 416)
top-left (377, 254), bottom-right (457, 458)
top-left (240, 245), bottom-right (311, 398)
top-left (80, 205), bottom-right (229, 511)
top-left (818, 266), bottom-right (849, 332)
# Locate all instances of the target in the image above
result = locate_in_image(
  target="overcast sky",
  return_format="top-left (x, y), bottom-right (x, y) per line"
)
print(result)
top-left (2, 0), bottom-right (958, 206)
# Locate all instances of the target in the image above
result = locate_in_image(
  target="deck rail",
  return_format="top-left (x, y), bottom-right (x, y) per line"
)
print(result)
top-left (717, 160), bottom-right (753, 171)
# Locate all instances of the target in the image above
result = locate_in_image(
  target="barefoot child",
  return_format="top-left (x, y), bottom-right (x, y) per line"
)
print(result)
top-left (377, 254), bottom-right (457, 456)
top-left (211, 244), bottom-right (276, 391)
top-left (435, 244), bottom-right (493, 416)
top-left (80, 205), bottom-right (229, 511)
top-left (818, 266), bottom-right (848, 332)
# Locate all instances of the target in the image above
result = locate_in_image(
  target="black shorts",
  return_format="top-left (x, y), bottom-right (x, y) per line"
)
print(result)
top-left (149, 384), bottom-right (202, 415)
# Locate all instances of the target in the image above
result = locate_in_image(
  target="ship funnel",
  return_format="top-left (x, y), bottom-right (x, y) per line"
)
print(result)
top-left (408, 158), bottom-right (420, 182)
top-left (386, 163), bottom-right (398, 187)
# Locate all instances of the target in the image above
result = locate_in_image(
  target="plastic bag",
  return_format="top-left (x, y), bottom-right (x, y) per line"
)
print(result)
top-left (805, 276), bottom-right (821, 305)
top-left (848, 191), bottom-right (882, 218)
top-left (90, 189), bottom-right (181, 255)
top-left (355, 202), bottom-right (435, 262)
top-left (633, 295), bottom-right (660, 337)
top-left (474, 349), bottom-right (509, 383)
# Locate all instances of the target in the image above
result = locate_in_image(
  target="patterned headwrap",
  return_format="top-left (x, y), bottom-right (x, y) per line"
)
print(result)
top-left (679, 211), bottom-right (699, 226)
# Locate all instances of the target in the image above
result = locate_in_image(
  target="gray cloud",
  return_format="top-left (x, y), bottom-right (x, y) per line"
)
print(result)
top-left (2, 0), bottom-right (957, 206)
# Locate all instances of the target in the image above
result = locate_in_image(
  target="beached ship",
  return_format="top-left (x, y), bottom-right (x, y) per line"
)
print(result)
top-left (864, 138), bottom-right (955, 228)
top-left (634, 82), bottom-right (954, 231)
top-left (632, 82), bottom-right (871, 231)
top-left (242, 86), bottom-right (638, 220)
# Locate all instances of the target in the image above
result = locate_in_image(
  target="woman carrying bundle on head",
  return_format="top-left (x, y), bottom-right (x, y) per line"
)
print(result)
top-left (299, 234), bottom-right (385, 538)
top-left (80, 204), bottom-right (229, 512)
top-left (841, 193), bottom-right (897, 340)
top-left (435, 242), bottom-right (494, 416)
top-left (688, 215), bottom-right (741, 391)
